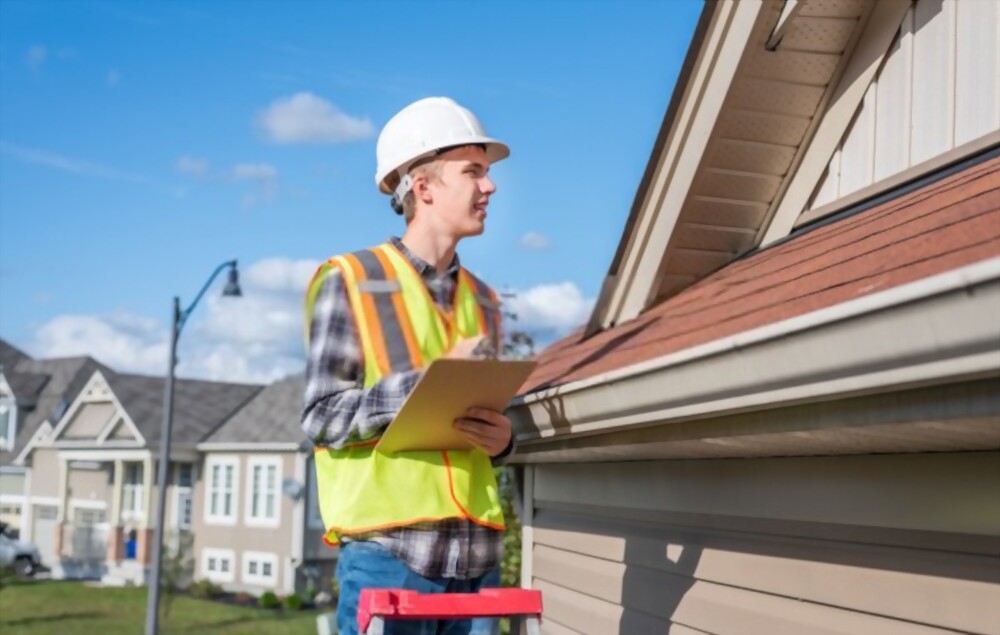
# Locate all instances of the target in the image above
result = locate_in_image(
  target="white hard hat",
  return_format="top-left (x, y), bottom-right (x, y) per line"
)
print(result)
top-left (375, 97), bottom-right (509, 204)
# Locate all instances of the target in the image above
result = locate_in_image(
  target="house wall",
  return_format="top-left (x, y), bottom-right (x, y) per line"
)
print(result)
top-left (192, 452), bottom-right (297, 594)
top-left (810, 0), bottom-right (1000, 210)
top-left (525, 451), bottom-right (1000, 634)
top-left (29, 448), bottom-right (60, 499)
top-left (60, 402), bottom-right (116, 440)
top-left (0, 471), bottom-right (24, 497)
top-left (66, 463), bottom-right (111, 511)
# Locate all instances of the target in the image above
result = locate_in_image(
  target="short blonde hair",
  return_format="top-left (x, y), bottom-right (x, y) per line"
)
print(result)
top-left (395, 158), bottom-right (443, 222)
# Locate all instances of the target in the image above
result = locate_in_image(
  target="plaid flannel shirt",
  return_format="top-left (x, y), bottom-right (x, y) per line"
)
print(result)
top-left (301, 237), bottom-right (505, 579)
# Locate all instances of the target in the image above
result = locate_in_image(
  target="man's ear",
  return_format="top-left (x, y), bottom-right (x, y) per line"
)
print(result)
top-left (412, 173), bottom-right (434, 205)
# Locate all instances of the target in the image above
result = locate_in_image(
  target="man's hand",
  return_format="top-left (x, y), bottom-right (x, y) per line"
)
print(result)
top-left (446, 335), bottom-right (486, 360)
top-left (454, 407), bottom-right (512, 457)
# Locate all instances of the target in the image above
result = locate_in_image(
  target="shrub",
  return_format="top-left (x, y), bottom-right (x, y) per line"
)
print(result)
top-left (284, 594), bottom-right (304, 611)
top-left (259, 591), bottom-right (281, 609)
top-left (188, 579), bottom-right (223, 599)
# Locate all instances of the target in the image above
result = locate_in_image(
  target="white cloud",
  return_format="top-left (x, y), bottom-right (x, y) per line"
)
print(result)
top-left (504, 282), bottom-right (593, 338)
top-left (29, 257), bottom-right (320, 383)
top-left (231, 163), bottom-right (278, 181)
top-left (33, 312), bottom-right (169, 375)
top-left (256, 92), bottom-right (374, 144)
top-left (176, 155), bottom-right (210, 178)
top-left (107, 69), bottom-right (121, 87)
top-left (26, 45), bottom-right (46, 71)
top-left (519, 231), bottom-right (550, 251)
top-left (29, 263), bottom-right (592, 382)
top-left (0, 142), bottom-right (148, 183)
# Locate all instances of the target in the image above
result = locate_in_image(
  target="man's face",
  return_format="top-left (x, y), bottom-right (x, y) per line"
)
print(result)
top-left (423, 145), bottom-right (496, 238)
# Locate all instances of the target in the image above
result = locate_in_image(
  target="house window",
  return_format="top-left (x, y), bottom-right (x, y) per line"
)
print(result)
top-left (201, 548), bottom-right (235, 583)
top-left (245, 456), bottom-right (280, 527)
top-left (205, 456), bottom-right (238, 525)
top-left (0, 402), bottom-right (15, 451)
top-left (121, 463), bottom-right (144, 520)
top-left (242, 550), bottom-right (278, 587)
top-left (174, 464), bottom-right (194, 530)
top-left (176, 463), bottom-right (194, 488)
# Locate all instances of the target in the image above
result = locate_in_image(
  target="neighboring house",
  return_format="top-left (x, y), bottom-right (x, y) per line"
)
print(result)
top-left (194, 374), bottom-right (336, 597)
top-left (17, 368), bottom-right (261, 583)
top-left (0, 339), bottom-right (108, 552)
top-left (510, 1), bottom-right (1000, 634)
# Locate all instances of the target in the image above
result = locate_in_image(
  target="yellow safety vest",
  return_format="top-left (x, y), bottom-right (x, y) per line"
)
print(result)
top-left (304, 241), bottom-right (506, 544)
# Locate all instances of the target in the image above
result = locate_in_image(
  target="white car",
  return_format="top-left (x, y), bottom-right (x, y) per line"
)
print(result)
top-left (0, 523), bottom-right (42, 576)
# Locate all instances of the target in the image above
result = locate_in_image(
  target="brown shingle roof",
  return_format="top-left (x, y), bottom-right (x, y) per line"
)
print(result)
top-left (521, 155), bottom-right (1000, 395)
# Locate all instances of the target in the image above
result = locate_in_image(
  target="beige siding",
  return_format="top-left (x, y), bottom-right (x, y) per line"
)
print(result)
top-left (192, 453), bottom-right (296, 593)
top-left (67, 464), bottom-right (111, 507)
top-left (59, 402), bottom-right (116, 440)
top-left (0, 471), bottom-right (25, 496)
top-left (29, 449), bottom-right (60, 498)
top-left (810, 0), bottom-right (1000, 209)
top-left (529, 452), bottom-right (1000, 635)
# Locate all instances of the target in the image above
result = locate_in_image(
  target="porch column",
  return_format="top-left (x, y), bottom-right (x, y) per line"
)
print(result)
top-left (138, 457), bottom-right (155, 564)
top-left (54, 458), bottom-right (69, 556)
top-left (106, 459), bottom-right (124, 562)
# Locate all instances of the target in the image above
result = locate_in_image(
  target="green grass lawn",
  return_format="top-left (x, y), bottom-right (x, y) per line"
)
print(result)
top-left (0, 580), bottom-right (325, 635)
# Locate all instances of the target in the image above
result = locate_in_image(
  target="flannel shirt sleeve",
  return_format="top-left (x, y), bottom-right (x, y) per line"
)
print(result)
top-left (301, 269), bottom-right (421, 448)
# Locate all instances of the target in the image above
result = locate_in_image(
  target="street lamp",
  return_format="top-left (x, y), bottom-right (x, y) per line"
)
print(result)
top-left (145, 260), bottom-right (242, 635)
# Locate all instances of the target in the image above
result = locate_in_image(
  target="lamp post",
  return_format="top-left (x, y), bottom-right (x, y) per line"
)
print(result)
top-left (145, 260), bottom-right (242, 635)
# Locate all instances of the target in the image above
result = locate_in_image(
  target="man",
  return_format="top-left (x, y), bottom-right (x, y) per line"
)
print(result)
top-left (302, 96), bottom-right (514, 635)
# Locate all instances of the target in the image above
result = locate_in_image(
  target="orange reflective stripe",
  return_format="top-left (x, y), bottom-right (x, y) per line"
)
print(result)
top-left (343, 253), bottom-right (392, 377)
top-left (441, 450), bottom-right (505, 531)
top-left (372, 246), bottom-right (424, 368)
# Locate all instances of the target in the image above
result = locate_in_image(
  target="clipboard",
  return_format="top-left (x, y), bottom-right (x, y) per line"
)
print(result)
top-left (375, 358), bottom-right (537, 454)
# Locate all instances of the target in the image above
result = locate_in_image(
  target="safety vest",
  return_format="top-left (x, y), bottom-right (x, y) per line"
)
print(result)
top-left (304, 241), bottom-right (506, 543)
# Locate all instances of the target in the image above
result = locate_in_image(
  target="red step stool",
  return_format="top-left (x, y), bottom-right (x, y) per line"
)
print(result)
top-left (358, 588), bottom-right (543, 635)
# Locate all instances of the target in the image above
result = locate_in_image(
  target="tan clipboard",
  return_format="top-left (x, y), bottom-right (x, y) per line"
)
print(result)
top-left (375, 358), bottom-right (537, 454)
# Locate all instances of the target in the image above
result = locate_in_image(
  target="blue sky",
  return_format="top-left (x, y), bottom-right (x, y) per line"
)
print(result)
top-left (0, 0), bottom-right (702, 382)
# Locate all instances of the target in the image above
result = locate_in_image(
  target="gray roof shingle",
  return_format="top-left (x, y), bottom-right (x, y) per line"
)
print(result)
top-left (201, 374), bottom-right (305, 446)
top-left (1, 354), bottom-right (109, 466)
top-left (106, 373), bottom-right (263, 447)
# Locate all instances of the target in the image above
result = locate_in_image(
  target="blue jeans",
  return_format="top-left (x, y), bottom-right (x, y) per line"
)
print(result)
top-left (336, 541), bottom-right (501, 635)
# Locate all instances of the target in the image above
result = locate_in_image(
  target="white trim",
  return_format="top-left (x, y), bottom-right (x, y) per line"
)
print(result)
top-left (520, 466), bottom-right (534, 589)
top-left (0, 395), bottom-right (18, 452)
top-left (0, 466), bottom-right (25, 474)
top-left (58, 449), bottom-right (151, 461)
top-left (25, 496), bottom-right (60, 507)
top-left (0, 495), bottom-right (25, 504)
top-left (518, 258), bottom-right (1000, 407)
top-left (201, 547), bottom-right (236, 583)
top-left (95, 414), bottom-right (142, 445)
top-left (241, 550), bottom-right (278, 588)
top-left (46, 371), bottom-right (147, 447)
top-left (52, 440), bottom-right (143, 449)
top-left (512, 258), bottom-right (1000, 450)
top-left (204, 455), bottom-right (239, 526)
top-left (244, 455), bottom-right (281, 529)
top-left (68, 498), bottom-right (108, 511)
top-left (172, 487), bottom-right (193, 530)
top-left (13, 421), bottom-right (52, 466)
top-left (20, 469), bottom-right (32, 537)
top-left (197, 443), bottom-right (300, 452)
top-left (602, 0), bottom-right (765, 327)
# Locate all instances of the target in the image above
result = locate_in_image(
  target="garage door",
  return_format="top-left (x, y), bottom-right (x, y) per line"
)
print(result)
top-left (32, 505), bottom-right (58, 567)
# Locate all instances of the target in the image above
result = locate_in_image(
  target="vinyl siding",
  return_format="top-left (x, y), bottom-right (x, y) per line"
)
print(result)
top-left (527, 452), bottom-right (1000, 634)
top-left (809, 0), bottom-right (1000, 210)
